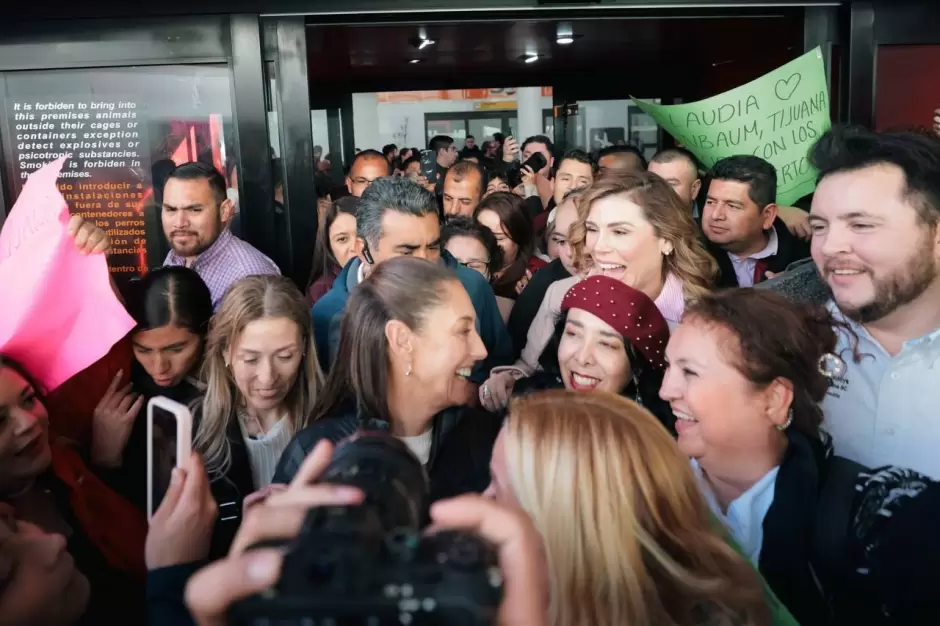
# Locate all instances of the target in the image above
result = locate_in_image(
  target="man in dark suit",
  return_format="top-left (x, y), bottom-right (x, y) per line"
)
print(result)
top-left (702, 155), bottom-right (809, 288)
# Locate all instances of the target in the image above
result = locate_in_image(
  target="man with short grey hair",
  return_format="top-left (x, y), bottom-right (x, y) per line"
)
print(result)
top-left (311, 176), bottom-right (512, 381)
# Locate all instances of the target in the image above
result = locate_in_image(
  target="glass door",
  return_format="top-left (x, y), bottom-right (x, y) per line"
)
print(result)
top-left (426, 118), bottom-right (467, 143)
top-left (550, 97), bottom-right (662, 158)
top-left (468, 118), bottom-right (503, 142)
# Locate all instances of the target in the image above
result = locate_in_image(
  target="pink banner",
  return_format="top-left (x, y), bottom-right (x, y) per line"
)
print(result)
top-left (0, 156), bottom-right (135, 392)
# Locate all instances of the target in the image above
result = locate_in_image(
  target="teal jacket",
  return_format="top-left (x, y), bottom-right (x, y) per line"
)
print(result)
top-left (311, 251), bottom-right (513, 383)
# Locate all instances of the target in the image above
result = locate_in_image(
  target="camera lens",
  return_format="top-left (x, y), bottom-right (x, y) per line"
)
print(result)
top-left (320, 433), bottom-right (431, 533)
top-left (385, 528), bottom-right (420, 563)
top-left (446, 535), bottom-right (482, 569)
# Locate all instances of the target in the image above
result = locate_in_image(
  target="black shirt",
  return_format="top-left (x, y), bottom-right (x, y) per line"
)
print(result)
top-left (506, 258), bottom-right (572, 359)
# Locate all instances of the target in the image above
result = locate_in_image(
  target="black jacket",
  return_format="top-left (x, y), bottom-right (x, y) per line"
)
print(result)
top-left (759, 430), bottom-right (900, 625)
top-left (706, 218), bottom-right (810, 289)
top-left (513, 371), bottom-right (675, 435)
top-left (191, 404), bottom-right (256, 560)
top-left (506, 258), bottom-right (571, 360)
top-left (758, 429), bottom-right (833, 625)
top-left (146, 562), bottom-right (200, 626)
top-left (34, 473), bottom-right (146, 625)
top-left (273, 403), bottom-right (502, 502)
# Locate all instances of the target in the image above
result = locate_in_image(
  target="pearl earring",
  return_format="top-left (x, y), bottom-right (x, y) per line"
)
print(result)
top-left (776, 409), bottom-right (794, 431)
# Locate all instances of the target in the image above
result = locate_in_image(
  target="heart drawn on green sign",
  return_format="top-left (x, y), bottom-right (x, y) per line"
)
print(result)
top-left (774, 73), bottom-right (802, 101)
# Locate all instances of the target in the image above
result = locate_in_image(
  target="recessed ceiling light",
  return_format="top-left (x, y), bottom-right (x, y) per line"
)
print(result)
top-left (524, 54), bottom-right (540, 64)
top-left (556, 22), bottom-right (578, 45)
top-left (409, 34), bottom-right (436, 50)
top-left (409, 58), bottom-right (423, 64)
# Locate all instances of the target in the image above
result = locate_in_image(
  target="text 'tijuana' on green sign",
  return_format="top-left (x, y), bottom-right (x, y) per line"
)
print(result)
top-left (633, 47), bottom-right (831, 206)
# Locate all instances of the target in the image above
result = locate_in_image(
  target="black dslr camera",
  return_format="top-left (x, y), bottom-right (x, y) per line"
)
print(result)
top-left (229, 433), bottom-right (503, 626)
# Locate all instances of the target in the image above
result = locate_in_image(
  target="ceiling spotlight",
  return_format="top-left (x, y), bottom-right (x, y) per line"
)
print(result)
top-left (409, 35), bottom-right (436, 50)
top-left (409, 58), bottom-right (423, 64)
top-left (556, 22), bottom-right (576, 45)
top-left (524, 54), bottom-right (540, 64)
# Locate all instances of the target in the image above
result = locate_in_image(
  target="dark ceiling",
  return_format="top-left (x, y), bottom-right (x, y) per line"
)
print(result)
top-left (306, 13), bottom-right (805, 102)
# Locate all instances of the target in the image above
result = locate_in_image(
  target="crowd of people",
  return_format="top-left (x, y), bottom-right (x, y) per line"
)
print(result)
top-left (2, 119), bottom-right (940, 626)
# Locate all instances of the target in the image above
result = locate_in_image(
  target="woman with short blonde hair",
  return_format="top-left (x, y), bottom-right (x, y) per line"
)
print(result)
top-left (487, 390), bottom-right (776, 626)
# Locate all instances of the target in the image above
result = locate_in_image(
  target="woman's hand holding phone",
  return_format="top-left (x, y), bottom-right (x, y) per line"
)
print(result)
top-left (145, 452), bottom-right (218, 570)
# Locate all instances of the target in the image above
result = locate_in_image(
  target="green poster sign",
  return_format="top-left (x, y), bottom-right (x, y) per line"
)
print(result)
top-left (633, 47), bottom-right (831, 206)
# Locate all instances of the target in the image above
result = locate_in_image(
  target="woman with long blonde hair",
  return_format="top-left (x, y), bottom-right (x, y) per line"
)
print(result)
top-left (487, 390), bottom-right (790, 626)
top-left (481, 172), bottom-right (718, 411)
top-left (193, 275), bottom-right (322, 556)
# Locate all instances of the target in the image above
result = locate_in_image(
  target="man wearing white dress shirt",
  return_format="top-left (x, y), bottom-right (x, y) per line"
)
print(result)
top-left (808, 126), bottom-right (940, 478)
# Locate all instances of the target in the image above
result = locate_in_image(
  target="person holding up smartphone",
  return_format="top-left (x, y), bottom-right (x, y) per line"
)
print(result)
top-left (427, 135), bottom-right (459, 193)
top-left (501, 134), bottom-right (556, 212)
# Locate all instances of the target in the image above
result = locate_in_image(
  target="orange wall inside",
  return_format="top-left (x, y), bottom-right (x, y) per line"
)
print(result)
top-left (875, 44), bottom-right (940, 131)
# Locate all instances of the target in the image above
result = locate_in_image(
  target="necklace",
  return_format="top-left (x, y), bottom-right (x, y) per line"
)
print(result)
top-left (237, 407), bottom-right (268, 437)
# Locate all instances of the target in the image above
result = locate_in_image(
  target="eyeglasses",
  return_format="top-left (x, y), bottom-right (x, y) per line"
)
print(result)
top-left (464, 261), bottom-right (490, 277)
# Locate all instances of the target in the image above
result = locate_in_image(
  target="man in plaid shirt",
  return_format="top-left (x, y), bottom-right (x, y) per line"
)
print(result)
top-left (161, 162), bottom-right (279, 309)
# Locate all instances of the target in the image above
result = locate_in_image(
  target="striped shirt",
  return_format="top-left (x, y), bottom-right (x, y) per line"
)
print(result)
top-left (164, 229), bottom-right (280, 310)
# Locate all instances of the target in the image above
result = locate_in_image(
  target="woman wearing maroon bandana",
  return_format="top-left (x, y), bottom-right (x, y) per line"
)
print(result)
top-left (484, 275), bottom-right (675, 433)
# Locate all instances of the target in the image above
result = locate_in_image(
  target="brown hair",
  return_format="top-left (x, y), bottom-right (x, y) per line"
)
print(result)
top-left (446, 159), bottom-right (486, 198)
top-left (306, 196), bottom-right (359, 291)
top-left (505, 390), bottom-right (769, 626)
top-left (311, 257), bottom-right (460, 422)
top-left (569, 172), bottom-right (717, 300)
top-left (474, 191), bottom-right (536, 298)
top-left (683, 289), bottom-right (841, 440)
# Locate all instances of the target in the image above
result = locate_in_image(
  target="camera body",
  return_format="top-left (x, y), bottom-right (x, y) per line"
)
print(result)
top-left (231, 514), bottom-right (503, 626)
top-left (229, 433), bottom-right (503, 626)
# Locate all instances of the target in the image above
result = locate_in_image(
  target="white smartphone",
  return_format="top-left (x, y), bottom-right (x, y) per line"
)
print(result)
top-left (147, 396), bottom-right (193, 522)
